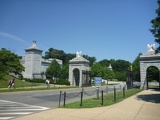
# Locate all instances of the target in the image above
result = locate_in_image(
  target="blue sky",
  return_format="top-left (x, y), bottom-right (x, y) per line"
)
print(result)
top-left (0, 0), bottom-right (158, 63)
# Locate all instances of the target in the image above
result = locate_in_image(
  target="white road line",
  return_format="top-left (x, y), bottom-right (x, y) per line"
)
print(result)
top-left (0, 108), bottom-right (48, 111)
top-left (0, 112), bottom-right (33, 115)
top-left (0, 99), bottom-right (50, 120)
top-left (0, 106), bottom-right (49, 110)
top-left (0, 117), bottom-right (14, 120)
top-left (0, 99), bottom-right (49, 110)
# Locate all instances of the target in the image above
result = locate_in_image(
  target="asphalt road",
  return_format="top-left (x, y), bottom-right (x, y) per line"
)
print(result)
top-left (0, 85), bottom-right (125, 107)
top-left (0, 86), bottom-right (104, 108)
top-left (0, 85), bottom-right (125, 120)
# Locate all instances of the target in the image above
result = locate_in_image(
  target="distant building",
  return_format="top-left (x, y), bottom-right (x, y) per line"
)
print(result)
top-left (20, 41), bottom-right (62, 79)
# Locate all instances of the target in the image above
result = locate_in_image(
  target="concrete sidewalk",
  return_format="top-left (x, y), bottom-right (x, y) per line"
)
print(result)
top-left (14, 89), bottom-right (160, 120)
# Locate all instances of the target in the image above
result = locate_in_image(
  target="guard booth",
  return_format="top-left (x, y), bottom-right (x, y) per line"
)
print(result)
top-left (69, 51), bottom-right (91, 87)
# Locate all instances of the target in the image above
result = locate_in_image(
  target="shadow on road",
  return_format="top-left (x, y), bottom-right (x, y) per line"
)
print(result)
top-left (136, 89), bottom-right (160, 103)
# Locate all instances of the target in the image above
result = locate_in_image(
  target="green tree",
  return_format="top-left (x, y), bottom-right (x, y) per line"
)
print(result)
top-left (102, 67), bottom-right (115, 80)
top-left (60, 64), bottom-right (69, 79)
top-left (98, 59), bottom-right (131, 81)
top-left (45, 59), bottom-right (61, 79)
top-left (147, 66), bottom-right (159, 82)
top-left (44, 48), bottom-right (66, 60)
top-left (64, 53), bottom-right (75, 65)
top-left (114, 71), bottom-right (126, 81)
top-left (91, 62), bottom-right (115, 81)
top-left (112, 59), bottom-right (131, 72)
top-left (150, 0), bottom-right (160, 52)
top-left (0, 48), bottom-right (24, 79)
top-left (83, 55), bottom-right (96, 66)
top-left (99, 59), bottom-right (111, 67)
top-left (91, 63), bottom-right (102, 77)
top-left (44, 47), bottom-right (97, 65)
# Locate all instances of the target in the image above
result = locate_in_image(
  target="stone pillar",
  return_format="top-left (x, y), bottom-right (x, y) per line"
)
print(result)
top-left (140, 62), bottom-right (147, 89)
top-left (79, 70), bottom-right (82, 87)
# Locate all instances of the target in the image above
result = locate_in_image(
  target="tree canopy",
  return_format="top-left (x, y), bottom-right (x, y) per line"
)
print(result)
top-left (91, 62), bottom-right (115, 80)
top-left (150, 0), bottom-right (160, 52)
top-left (44, 48), bottom-right (96, 66)
top-left (45, 59), bottom-right (61, 79)
top-left (0, 48), bottom-right (24, 79)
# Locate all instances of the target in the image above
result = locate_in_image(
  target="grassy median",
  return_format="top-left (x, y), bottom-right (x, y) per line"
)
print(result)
top-left (60, 88), bottom-right (143, 108)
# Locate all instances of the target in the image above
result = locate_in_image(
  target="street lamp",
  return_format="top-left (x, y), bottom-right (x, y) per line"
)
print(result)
top-left (130, 65), bottom-right (133, 88)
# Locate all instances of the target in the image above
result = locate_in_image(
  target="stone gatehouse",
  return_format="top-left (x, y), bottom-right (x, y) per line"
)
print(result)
top-left (20, 41), bottom-right (62, 79)
top-left (140, 44), bottom-right (160, 89)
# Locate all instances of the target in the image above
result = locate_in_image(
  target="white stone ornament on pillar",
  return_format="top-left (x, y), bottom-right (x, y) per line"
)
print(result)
top-left (146, 44), bottom-right (156, 55)
top-left (76, 51), bottom-right (82, 57)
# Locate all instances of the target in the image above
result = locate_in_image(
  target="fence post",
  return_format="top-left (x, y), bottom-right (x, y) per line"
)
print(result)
top-left (106, 86), bottom-right (108, 94)
top-left (101, 90), bottom-right (104, 106)
top-left (80, 91), bottom-right (83, 107)
top-left (59, 91), bottom-right (62, 107)
top-left (114, 86), bottom-right (116, 103)
top-left (63, 92), bottom-right (66, 106)
top-left (123, 87), bottom-right (125, 98)
top-left (96, 87), bottom-right (100, 99)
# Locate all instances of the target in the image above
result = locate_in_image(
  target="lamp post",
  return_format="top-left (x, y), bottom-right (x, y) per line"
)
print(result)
top-left (130, 65), bottom-right (133, 88)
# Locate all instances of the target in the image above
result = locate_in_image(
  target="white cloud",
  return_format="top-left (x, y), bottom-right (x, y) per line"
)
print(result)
top-left (0, 32), bottom-right (29, 46)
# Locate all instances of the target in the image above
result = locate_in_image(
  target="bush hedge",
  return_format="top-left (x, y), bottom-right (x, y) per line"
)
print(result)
top-left (23, 78), bottom-right (70, 85)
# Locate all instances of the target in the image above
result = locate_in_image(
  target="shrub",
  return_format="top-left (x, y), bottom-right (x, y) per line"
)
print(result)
top-left (23, 78), bottom-right (45, 83)
top-left (54, 79), bottom-right (70, 85)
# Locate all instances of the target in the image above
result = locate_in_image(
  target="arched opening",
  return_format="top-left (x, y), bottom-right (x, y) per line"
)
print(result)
top-left (146, 66), bottom-right (160, 89)
top-left (73, 68), bottom-right (80, 86)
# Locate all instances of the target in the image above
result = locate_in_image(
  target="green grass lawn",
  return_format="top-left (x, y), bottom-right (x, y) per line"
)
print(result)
top-left (0, 75), bottom-right (43, 88)
top-left (0, 75), bottom-right (77, 93)
top-left (60, 88), bottom-right (143, 108)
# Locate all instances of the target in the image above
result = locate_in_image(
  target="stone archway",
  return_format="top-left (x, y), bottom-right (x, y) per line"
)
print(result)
top-left (146, 66), bottom-right (159, 89)
top-left (140, 54), bottom-right (160, 89)
top-left (73, 68), bottom-right (80, 86)
top-left (68, 51), bottom-right (90, 87)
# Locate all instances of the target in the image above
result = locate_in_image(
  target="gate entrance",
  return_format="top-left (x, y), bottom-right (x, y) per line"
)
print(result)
top-left (69, 51), bottom-right (90, 87)
top-left (140, 44), bottom-right (160, 89)
top-left (73, 68), bottom-right (80, 86)
top-left (82, 70), bottom-right (91, 87)
top-left (147, 66), bottom-right (160, 89)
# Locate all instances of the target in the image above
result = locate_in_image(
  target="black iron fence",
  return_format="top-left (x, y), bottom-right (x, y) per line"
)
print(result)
top-left (59, 85), bottom-right (127, 107)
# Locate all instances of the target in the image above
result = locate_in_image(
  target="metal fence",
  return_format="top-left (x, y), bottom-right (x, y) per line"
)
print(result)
top-left (59, 85), bottom-right (127, 107)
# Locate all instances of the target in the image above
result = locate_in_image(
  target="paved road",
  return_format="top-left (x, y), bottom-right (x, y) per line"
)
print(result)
top-left (0, 99), bottom-right (49, 120)
top-left (0, 84), bottom-right (125, 120)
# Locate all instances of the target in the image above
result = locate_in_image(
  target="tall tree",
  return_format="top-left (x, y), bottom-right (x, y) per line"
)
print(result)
top-left (60, 64), bottom-right (69, 79)
top-left (111, 59), bottom-right (131, 72)
top-left (91, 62), bottom-right (115, 80)
top-left (83, 55), bottom-right (96, 66)
top-left (91, 63), bottom-right (102, 77)
top-left (45, 59), bottom-right (61, 79)
top-left (150, 0), bottom-right (160, 52)
top-left (102, 67), bottom-right (115, 80)
top-left (0, 48), bottom-right (24, 78)
top-left (99, 59), bottom-right (110, 67)
top-left (44, 47), bottom-right (97, 65)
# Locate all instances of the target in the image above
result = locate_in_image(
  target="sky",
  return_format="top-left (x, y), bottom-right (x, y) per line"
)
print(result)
top-left (0, 0), bottom-right (159, 63)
